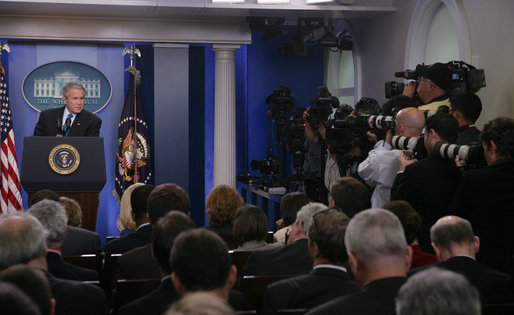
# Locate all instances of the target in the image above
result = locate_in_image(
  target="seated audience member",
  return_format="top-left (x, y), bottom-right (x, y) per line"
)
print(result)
top-left (358, 107), bottom-right (425, 208)
top-left (170, 229), bottom-right (242, 310)
top-left (166, 292), bottom-right (235, 315)
top-left (397, 268), bottom-right (480, 315)
top-left (0, 282), bottom-right (41, 315)
top-left (451, 117), bottom-right (514, 275)
top-left (274, 192), bottom-right (310, 245)
top-left (232, 205), bottom-right (280, 251)
top-left (118, 211), bottom-right (197, 315)
top-left (262, 209), bottom-right (359, 314)
top-left (105, 184), bottom-right (156, 254)
top-left (410, 216), bottom-right (512, 303)
top-left (383, 200), bottom-right (437, 268)
top-left (0, 213), bottom-right (108, 315)
top-left (243, 203), bottom-right (327, 276)
top-left (329, 177), bottom-right (370, 217)
top-left (116, 183), bottom-right (189, 278)
top-left (117, 183), bottom-right (145, 235)
top-left (391, 112), bottom-right (461, 252)
top-left (28, 200), bottom-right (98, 281)
top-left (0, 265), bottom-right (55, 315)
top-left (308, 208), bottom-right (411, 315)
top-left (206, 185), bottom-right (244, 233)
top-left (59, 196), bottom-right (82, 227)
top-left (29, 190), bottom-right (100, 256)
top-left (449, 92), bottom-right (482, 145)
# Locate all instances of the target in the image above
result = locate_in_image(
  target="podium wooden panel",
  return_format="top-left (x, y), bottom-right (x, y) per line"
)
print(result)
top-left (28, 191), bottom-right (100, 232)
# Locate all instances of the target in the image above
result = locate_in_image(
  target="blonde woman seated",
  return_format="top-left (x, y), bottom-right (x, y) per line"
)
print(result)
top-left (232, 205), bottom-right (281, 252)
top-left (206, 185), bottom-right (244, 233)
top-left (116, 182), bottom-right (144, 236)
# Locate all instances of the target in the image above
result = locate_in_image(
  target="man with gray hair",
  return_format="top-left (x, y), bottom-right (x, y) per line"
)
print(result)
top-left (262, 209), bottom-right (359, 314)
top-left (409, 215), bottom-right (512, 303)
top-left (308, 208), bottom-right (411, 315)
top-left (396, 268), bottom-right (480, 315)
top-left (33, 82), bottom-right (102, 137)
top-left (243, 202), bottom-right (327, 275)
top-left (0, 212), bottom-right (108, 315)
top-left (28, 200), bottom-right (98, 281)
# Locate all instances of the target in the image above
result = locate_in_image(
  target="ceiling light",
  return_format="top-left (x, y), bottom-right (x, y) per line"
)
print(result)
top-left (257, 0), bottom-right (290, 3)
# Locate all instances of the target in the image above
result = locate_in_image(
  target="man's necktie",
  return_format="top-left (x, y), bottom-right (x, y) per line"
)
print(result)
top-left (65, 114), bottom-right (73, 135)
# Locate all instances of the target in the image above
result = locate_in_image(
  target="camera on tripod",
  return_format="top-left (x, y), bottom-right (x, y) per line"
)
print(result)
top-left (306, 85), bottom-right (339, 129)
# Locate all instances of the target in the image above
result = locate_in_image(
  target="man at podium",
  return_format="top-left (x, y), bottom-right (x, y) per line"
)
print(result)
top-left (33, 82), bottom-right (102, 137)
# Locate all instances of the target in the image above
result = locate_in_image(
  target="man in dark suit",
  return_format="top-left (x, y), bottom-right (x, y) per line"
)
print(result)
top-left (118, 211), bottom-right (197, 315)
top-left (170, 229), bottom-right (243, 310)
top-left (449, 92), bottom-right (482, 145)
top-left (28, 199), bottom-right (98, 281)
top-left (262, 209), bottom-right (359, 314)
top-left (104, 184), bottom-right (156, 254)
top-left (33, 82), bottom-right (101, 137)
top-left (0, 212), bottom-right (109, 315)
top-left (451, 117), bottom-right (514, 275)
top-left (391, 112), bottom-right (462, 252)
top-left (410, 215), bottom-right (512, 303)
top-left (308, 209), bottom-right (411, 315)
top-left (243, 203), bottom-right (327, 276)
top-left (28, 189), bottom-right (101, 256)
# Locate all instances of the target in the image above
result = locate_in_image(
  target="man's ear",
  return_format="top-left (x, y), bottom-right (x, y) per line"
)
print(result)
top-left (171, 272), bottom-right (187, 295)
top-left (146, 212), bottom-right (153, 225)
top-left (328, 196), bottom-right (335, 208)
top-left (226, 265), bottom-right (237, 290)
top-left (474, 236), bottom-right (480, 254)
top-left (348, 252), bottom-right (359, 275)
top-left (405, 245), bottom-right (413, 270)
top-left (311, 242), bottom-right (320, 259)
top-left (431, 242), bottom-right (442, 261)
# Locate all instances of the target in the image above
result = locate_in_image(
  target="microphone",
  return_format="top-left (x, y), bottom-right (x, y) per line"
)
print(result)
top-left (65, 116), bottom-right (72, 135)
top-left (57, 119), bottom-right (65, 136)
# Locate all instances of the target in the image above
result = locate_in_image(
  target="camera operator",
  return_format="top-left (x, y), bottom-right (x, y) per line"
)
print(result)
top-left (391, 113), bottom-right (462, 253)
top-left (358, 106), bottom-right (425, 208)
top-left (403, 63), bottom-right (452, 111)
top-left (449, 92), bottom-right (483, 145)
top-left (451, 117), bottom-right (514, 275)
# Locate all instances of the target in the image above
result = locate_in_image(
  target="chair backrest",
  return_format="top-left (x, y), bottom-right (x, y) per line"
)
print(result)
top-left (106, 236), bottom-right (119, 243)
top-left (482, 303), bottom-right (514, 315)
top-left (63, 254), bottom-right (100, 272)
top-left (266, 231), bottom-right (274, 243)
top-left (277, 309), bottom-right (307, 315)
top-left (218, 232), bottom-right (237, 250)
top-left (112, 278), bottom-right (161, 309)
top-left (241, 274), bottom-right (300, 311)
top-left (229, 250), bottom-right (253, 278)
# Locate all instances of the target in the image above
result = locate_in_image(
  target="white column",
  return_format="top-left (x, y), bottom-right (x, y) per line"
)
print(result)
top-left (213, 44), bottom-right (240, 187)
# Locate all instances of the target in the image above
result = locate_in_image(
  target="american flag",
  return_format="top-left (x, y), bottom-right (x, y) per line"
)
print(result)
top-left (0, 65), bottom-right (23, 213)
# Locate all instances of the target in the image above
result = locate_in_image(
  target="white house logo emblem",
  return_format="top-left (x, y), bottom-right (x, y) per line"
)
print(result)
top-left (22, 61), bottom-right (112, 113)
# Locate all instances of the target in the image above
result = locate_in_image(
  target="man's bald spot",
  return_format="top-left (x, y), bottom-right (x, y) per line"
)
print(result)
top-left (434, 215), bottom-right (462, 227)
top-left (396, 107), bottom-right (425, 135)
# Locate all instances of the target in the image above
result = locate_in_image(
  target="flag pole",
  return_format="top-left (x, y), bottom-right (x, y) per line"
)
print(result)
top-left (122, 46), bottom-right (141, 183)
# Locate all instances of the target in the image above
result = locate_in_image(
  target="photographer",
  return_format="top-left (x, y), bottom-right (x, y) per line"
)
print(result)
top-left (391, 113), bottom-right (462, 253)
top-left (449, 92), bottom-right (483, 145)
top-left (403, 62), bottom-right (452, 111)
top-left (358, 106), bottom-right (425, 208)
top-left (451, 117), bottom-right (514, 275)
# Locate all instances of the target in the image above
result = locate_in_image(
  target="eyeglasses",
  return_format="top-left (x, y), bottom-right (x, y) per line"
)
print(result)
top-left (311, 208), bottom-right (333, 234)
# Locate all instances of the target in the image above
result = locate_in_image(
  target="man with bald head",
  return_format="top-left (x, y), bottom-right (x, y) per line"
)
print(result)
top-left (358, 107), bottom-right (425, 208)
top-left (409, 215), bottom-right (512, 303)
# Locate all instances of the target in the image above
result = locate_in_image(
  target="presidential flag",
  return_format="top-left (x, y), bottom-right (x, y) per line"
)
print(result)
top-left (0, 64), bottom-right (23, 213)
top-left (114, 67), bottom-right (152, 199)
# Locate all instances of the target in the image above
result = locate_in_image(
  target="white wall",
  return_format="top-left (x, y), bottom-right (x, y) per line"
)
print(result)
top-left (352, 0), bottom-right (514, 127)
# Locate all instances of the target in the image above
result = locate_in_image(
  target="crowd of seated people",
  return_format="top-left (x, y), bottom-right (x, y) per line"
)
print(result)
top-left (2, 108), bottom-right (514, 314)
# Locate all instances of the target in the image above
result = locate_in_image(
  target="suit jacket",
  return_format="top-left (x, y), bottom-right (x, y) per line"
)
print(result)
top-left (33, 106), bottom-right (101, 137)
top-left (118, 276), bottom-right (180, 315)
top-left (39, 267), bottom-right (109, 315)
top-left (262, 266), bottom-right (359, 314)
top-left (62, 226), bottom-right (101, 256)
top-left (451, 159), bottom-right (514, 275)
top-left (46, 251), bottom-right (99, 281)
top-left (391, 156), bottom-right (462, 252)
top-left (243, 238), bottom-right (312, 276)
top-left (306, 277), bottom-right (406, 315)
top-left (116, 244), bottom-right (161, 280)
top-left (104, 224), bottom-right (153, 255)
top-left (409, 256), bottom-right (513, 303)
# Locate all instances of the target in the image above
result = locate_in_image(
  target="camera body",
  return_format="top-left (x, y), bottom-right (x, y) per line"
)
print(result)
top-left (266, 86), bottom-right (295, 126)
top-left (307, 85), bottom-right (339, 129)
top-left (251, 147), bottom-right (280, 176)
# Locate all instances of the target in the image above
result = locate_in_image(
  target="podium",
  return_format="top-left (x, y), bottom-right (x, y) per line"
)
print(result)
top-left (21, 136), bottom-right (106, 231)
